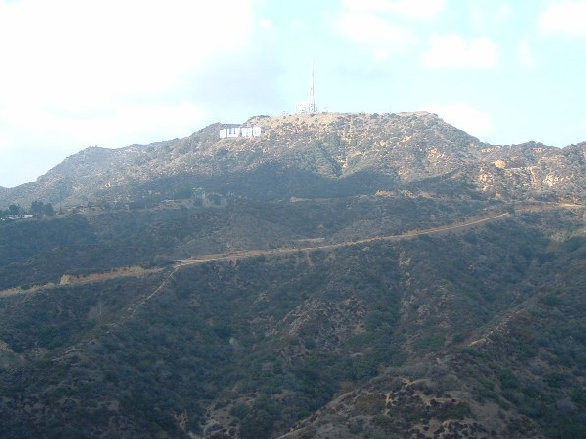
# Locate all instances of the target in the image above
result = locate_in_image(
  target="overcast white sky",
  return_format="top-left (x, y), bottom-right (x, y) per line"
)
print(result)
top-left (1, 0), bottom-right (585, 187)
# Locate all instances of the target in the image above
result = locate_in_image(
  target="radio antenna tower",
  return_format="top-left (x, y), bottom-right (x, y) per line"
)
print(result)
top-left (295, 63), bottom-right (317, 114)
top-left (308, 63), bottom-right (316, 113)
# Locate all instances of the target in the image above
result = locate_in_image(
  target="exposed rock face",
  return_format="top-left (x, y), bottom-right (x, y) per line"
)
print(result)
top-left (2, 112), bottom-right (584, 209)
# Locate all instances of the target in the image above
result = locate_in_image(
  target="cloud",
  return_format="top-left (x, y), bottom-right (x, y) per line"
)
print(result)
top-left (1, 100), bottom-right (209, 150)
top-left (0, 0), bottom-right (260, 185)
top-left (0, 146), bottom-right (59, 189)
top-left (539, 1), bottom-right (586, 36)
top-left (423, 103), bottom-right (494, 138)
top-left (0, 0), bottom-right (257, 110)
top-left (0, 100), bottom-right (211, 187)
top-left (469, 2), bottom-right (512, 30)
top-left (336, 13), bottom-right (415, 59)
top-left (421, 34), bottom-right (498, 68)
top-left (518, 41), bottom-right (536, 68)
top-left (0, 134), bottom-right (8, 152)
top-left (496, 3), bottom-right (513, 21)
top-left (335, 0), bottom-right (443, 60)
top-left (342, 0), bottom-right (445, 20)
top-left (259, 18), bottom-right (273, 30)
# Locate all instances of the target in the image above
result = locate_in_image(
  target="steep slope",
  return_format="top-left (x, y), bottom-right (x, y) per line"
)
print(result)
top-left (1, 202), bottom-right (585, 439)
top-left (283, 211), bottom-right (586, 439)
top-left (3, 112), bottom-right (584, 211)
top-left (460, 142), bottom-right (586, 202)
top-left (0, 196), bottom-right (493, 290)
top-left (0, 112), bottom-right (493, 208)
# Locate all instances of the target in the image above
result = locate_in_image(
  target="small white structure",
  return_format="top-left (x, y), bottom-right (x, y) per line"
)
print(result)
top-left (219, 126), bottom-right (262, 139)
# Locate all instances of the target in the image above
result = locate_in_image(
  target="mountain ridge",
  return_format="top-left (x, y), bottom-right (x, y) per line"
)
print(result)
top-left (2, 111), bottom-right (584, 210)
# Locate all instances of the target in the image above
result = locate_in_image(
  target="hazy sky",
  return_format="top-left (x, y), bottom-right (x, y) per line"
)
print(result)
top-left (1, 0), bottom-right (585, 187)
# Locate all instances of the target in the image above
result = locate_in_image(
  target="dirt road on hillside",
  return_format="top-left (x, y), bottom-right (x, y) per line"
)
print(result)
top-left (2, 202), bottom-right (584, 297)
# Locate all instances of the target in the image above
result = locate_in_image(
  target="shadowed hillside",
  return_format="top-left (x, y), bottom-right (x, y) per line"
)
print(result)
top-left (1, 113), bottom-right (585, 438)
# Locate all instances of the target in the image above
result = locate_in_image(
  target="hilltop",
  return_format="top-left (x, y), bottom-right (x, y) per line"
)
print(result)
top-left (1, 112), bottom-right (584, 210)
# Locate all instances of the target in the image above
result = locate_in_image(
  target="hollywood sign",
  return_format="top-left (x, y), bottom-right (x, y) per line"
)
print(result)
top-left (219, 126), bottom-right (262, 139)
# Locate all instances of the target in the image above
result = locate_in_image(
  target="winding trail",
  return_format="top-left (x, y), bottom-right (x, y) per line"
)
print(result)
top-left (6, 201), bottom-right (584, 361)
top-left (174, 212), bottom-right (512, 268)
top-left (1, 202), bottom-right (583, 299)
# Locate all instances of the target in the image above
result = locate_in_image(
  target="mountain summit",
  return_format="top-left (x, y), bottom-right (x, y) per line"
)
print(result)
top-left (2, 112), bottom-right (584, 209)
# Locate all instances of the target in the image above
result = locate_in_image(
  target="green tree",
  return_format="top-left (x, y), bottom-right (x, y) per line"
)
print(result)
top-left (29, 200), bottom-right (55, 217)
top-left (30, 200), bottom-right (44, 217)
top-left (8, 204), bottom-right (22, 216)
top-left (44, 203), bottom-right (55, 216)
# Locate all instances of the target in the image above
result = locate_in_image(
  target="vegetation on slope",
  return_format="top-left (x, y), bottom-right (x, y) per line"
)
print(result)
top-left (0, 112), bottom-right (585, 438)
top-left (1, 200), bottom-right (584, 438)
